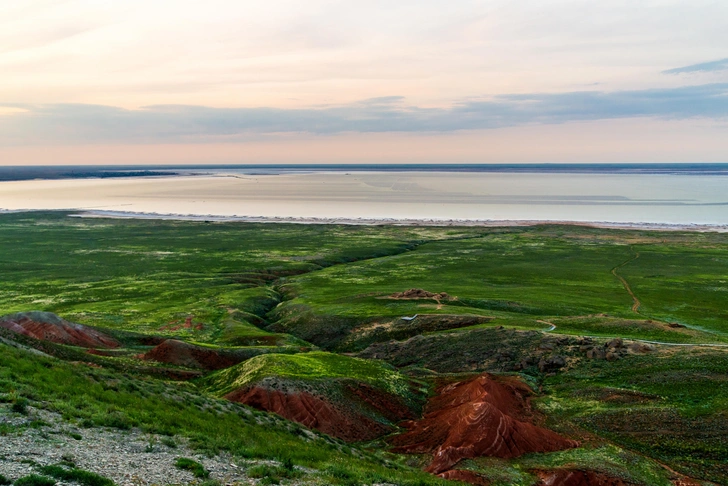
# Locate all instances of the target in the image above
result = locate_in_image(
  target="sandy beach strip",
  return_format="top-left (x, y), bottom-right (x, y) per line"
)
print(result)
top-left (69, 210), bottom-right (728, 232)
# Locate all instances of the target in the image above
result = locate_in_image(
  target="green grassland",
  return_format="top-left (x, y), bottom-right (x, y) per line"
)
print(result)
top-left (0, 211), bottom-right (474, 341)
top-left (1, 212), bottom-right (728, 484)
top-left (540, 347), bottom-right (728, 483)
top-left (272, 226), bottom-right (728, 349)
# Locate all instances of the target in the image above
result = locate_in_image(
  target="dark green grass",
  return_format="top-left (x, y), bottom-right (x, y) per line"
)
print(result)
top-left (248, 462), bottom-right (303, 484)
top-left (541, 348), bottom-right (728, 483)
top-left (174, 457), bottom-right (209, 479)
top-left (13, 476), bottom-right (56, 486)
top-left (37, 465), bottom-right (115, 486)
top-left (619, 247), bottom-right (728, 337)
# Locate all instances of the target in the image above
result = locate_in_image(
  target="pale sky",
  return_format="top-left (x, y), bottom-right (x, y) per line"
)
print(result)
top-left (1, 0), bottom-right (727, 165)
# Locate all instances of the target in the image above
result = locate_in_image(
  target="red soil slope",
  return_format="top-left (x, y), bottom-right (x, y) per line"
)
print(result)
top-left (391, 374), bottom-right (578, 474)
top-left (0, 312), bottom-right (119, 348)
top-left (438, 470), bottom-right (491, 485)
top-left (534, 469), bottom-right (633, 486)
top-left (225, 382), bottom-right (414, 442)
top-left (141, 339), bottom-right (241, 370)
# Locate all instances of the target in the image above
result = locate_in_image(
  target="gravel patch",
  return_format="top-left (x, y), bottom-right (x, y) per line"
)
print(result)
top-left (0, 406), bottom-right (256, 485)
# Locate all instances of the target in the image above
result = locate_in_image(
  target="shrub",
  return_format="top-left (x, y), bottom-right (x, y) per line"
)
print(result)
top-left (13, 475), bottom-right (56, 486)
top-left (161, 436), bottom-right (177, 448)
top-left (0, 473), bottom-right (10, 485)
top-left (174, 457), bottom-right (209, 479)
top-left (322, 463), bottom-right (363, 486)
top-left (12, 397), bottom-right (29, 414)
top-left (281, 456), bottom-right (294, 471)
top-left (144, 438), bottom-right (155, 453)
top-left (95, 411), bottom-right (131, 430)
top-left (60, 453), bottom-right (75, 466)
top-left (248, 464), bottom-right (303, 483)
top-left (324, 463), bottom-right (355, 480)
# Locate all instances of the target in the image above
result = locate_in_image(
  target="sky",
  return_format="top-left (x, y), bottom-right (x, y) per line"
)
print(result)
top-left (1, 0), bottom-right (727, 165)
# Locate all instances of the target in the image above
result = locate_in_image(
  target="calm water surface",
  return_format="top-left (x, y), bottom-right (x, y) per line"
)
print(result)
top-left (0, 171), bottom-right (726, 225)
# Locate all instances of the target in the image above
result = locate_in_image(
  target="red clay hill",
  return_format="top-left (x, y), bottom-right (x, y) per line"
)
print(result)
top-left (227, 380), bottom-right (414, 442)
top-left (391, 373), bottom-right (578, 474)
top-left (139, 339), bottom-right (288, 371)
top-left (202, 352), bottom-right (420, 442)
top-left (141, 339), bottom-right (241, 370)
top-left (0, 311), bottom-right (120, 349)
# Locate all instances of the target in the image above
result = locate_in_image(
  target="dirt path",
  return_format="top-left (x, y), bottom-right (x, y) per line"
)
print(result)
top-left (611, 252), bottom-right (641, 313)
top-left (540, 319), bottom-right (728, 348)
top-left (536, 319), bottom-right (557, 332)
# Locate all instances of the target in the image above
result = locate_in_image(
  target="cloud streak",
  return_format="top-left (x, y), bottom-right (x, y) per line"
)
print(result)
top-left (663, 58), bottom-right (728, 74)
top-left (2, 83), bottom-right (728, 145)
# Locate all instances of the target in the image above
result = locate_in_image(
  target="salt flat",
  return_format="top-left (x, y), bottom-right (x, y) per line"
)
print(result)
top-left (1, 171), bottom-right (726, 225)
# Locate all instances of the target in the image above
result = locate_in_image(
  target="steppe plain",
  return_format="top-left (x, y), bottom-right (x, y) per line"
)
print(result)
top-left (0, 211), bottom-right (726, 485)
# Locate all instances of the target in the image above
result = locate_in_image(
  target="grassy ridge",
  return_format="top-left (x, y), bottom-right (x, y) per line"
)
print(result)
top-left (202, 351), bottom-right (414, 399)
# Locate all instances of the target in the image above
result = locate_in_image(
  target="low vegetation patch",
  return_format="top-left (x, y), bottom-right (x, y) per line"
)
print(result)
top-left (248, 462), bottom-right (303, 484)
top-left (174, 457), bottom-right (210, 479)
top-left (13, 476), bottom-right (56, 486)
top-left (37, 464), bottom-right (115, 486)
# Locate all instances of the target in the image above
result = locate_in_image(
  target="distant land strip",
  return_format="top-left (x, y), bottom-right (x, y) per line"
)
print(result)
top-left (71, 210), bottom-right (728, 232)
top-left (2, 163), bottom-right (728, 181)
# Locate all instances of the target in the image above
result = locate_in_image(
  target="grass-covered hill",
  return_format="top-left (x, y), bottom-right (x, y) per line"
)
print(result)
top-left (202, 352), bottom-right (426, 442)
top-left (1, 211), bottom-right (727, 485)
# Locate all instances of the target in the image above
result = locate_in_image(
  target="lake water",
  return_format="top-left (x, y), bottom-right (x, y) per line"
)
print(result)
top-left (0, 170), bottom-right (727, 226)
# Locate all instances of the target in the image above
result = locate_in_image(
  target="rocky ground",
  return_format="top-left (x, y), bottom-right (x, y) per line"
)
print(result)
top-left (0, 405), bottom-right (272, 485)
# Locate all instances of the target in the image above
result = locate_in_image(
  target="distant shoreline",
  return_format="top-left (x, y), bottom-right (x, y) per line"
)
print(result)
top-left (2, 162), bottom-right (728, 182)
top-left (71, 210), bottom-right (728, 232)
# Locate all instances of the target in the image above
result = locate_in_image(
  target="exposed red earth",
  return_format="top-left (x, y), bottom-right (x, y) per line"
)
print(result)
top-left (0, 312), bottom-right (120, 348)
top-left (158, 315), bottom-right (205, 332)
top-left (388, 288), bottom-right (453, 301)
top-left (533, 469), bottom-right (633, 486)
top-left (225, 382), bottom-right (414, 442)
top-left (141, 339), bottom-right (242, 370)
top-left (391, 373), bottom-right (578, 474)
top-left (85, 348), bottom-right (118, 357)
top-left (672, 479), bottom-right (705, 486)
top-left (438, 470), bottom-right (491, 485)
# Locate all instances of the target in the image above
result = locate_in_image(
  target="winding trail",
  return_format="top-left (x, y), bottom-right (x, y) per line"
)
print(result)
top-left (536, 319), bottom-right (557, 332)
top-left (611, 251), bottom-right (641, 313)
top-left (538, 319), bottom-right (728, 347)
